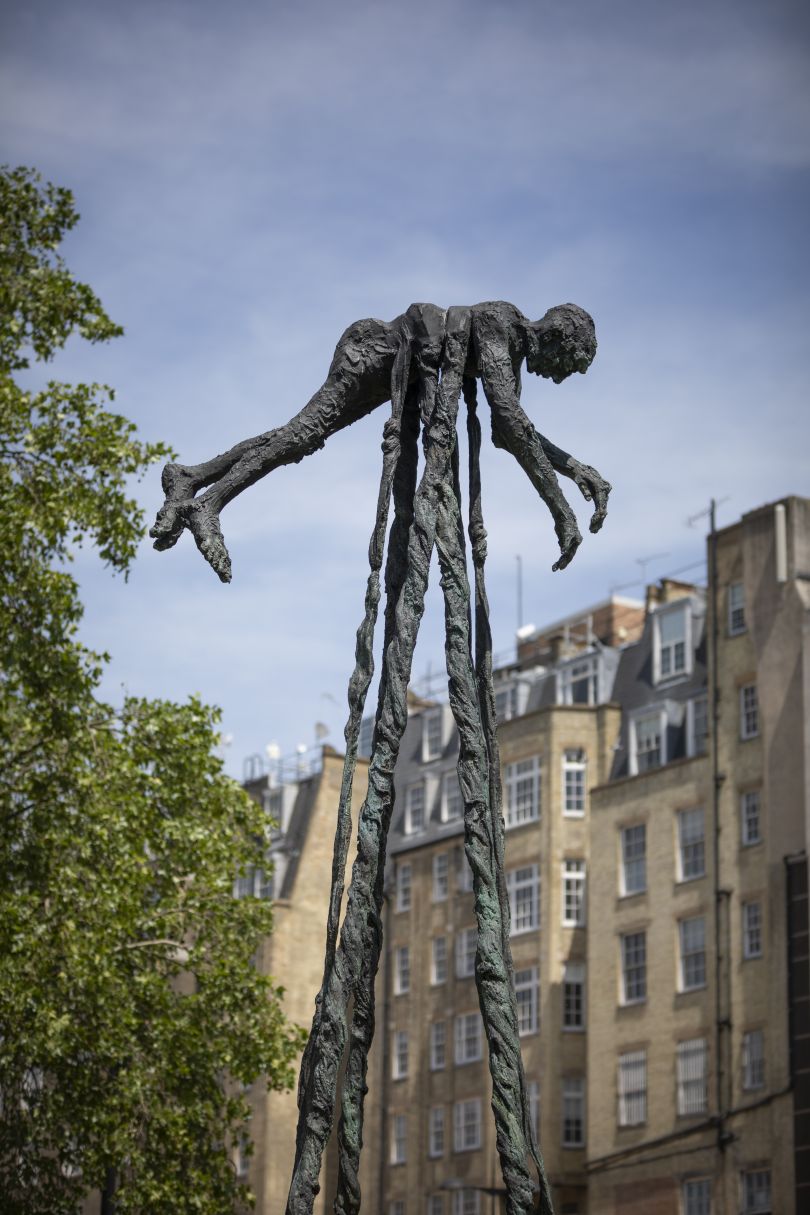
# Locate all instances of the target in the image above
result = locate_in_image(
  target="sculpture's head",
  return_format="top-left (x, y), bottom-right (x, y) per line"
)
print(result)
top-left (527, 303), bottom-right (596, 383)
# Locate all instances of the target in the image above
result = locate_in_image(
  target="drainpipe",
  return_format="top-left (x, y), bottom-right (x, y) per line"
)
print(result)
top-left (709, 500), bottom-right (732, 1211)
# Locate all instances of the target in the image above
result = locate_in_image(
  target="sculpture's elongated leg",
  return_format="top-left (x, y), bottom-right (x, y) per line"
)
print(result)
top-left (285, 324), bottom-right (452, 1215)
top-left (465, 381), bottom-right (555, 1215)
top-left (429, 399), bottom-right (546, 1215)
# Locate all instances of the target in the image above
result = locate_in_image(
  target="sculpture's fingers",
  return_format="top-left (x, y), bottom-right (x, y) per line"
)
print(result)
top-left (187, 499), bottom-right (232, 583)
top-left (552, 521), bottom-right (582, 572)
top-left (150, 501), bottom-right (186, 551)
top-left (588, 476), bottom-right (612, 534)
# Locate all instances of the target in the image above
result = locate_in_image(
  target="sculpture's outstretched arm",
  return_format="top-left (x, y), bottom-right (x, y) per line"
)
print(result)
top-left (478, 347), bottom-right (586, 571)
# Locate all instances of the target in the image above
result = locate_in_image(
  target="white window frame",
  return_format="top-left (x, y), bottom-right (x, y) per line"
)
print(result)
top-left (428, 1105), bottom-right (445, 1158)
top-left (504, 756), bottom-right (541, 827)
top-left (452, 1192), bottom-right (480, 1215)
top-left (741, 791), bottom-right (762, 847)
top-left (679, 916), bottom-right (707, 991)
top-left (513, 966), bottom-right (539, 1035)
top-left (390, 1203), bottom-right (405, 1215)
top-left (563, 961), bottom-right (586, 1030)
top-left (682, 1177), bottom-right (713, 1215)
top-left (562, 748), bottom-right (587, 817)
top-left (620, 823), bottom-right (647, 896)
top-left (454, 1011), bottom-right (483, 1065)
top-left (455, 927), bottom-right (477, 977)
top-left (394, 945), bottom-right (410, 995)
top-left (433, 851), bottom-right (449, 900)
top-left (494, 681), bottom-right (519, 723)
top-left (562, 859), bottom-right (586, 927)
top-left (629, 706), bottom-right (667, 774)
top-left (441, 769), bottom-right (463, 823)
top-left (453, 1097), bottom-right (482, 1153)
top-left (508, 864), bottom-right (540, 934)
top-left (422, 708), bottom-right (444, 761)
top-left (429, 1021), bottom-right (446, 1071)
top-left (561, 1076), bottom-right (585, 1147)
top-left (677, 807), bottom-right (706, 882)
top-left (557, 654), bottom-right (600, 705)
top-left (391, 1113), bottom-right (407, 1164)
top-left (676, 1038), bottom-right (708, 1115)
top-left (687, 695), bottom-right (709, 758)
top-left (427, 1197), bottom-right (444, 1215)
top-left (620, 931), bottom-right (646, 1004)
top-left (742, 901), bottom-right (763, 959)
top-left (431, 936), bottom-right (448, 985)
top-left (396, 862), bottom-right (412, 911)
top-left (405, 782), bottom-right (426, 835)
top-left (741, 1168), bottom-right (771, 1213)
top-left (728, 582), bottom-right (746, 636)
top-left (740, 684), bottom-right (759, 740)
top-left (392, 1030), bottom-right (409, 1080)
top-left (742, 1029), bottom-right (765, 1091)
top-left (617, 1049), bottom-right (647, 1127)
top-left (652, 602), bottom-right (692, 684)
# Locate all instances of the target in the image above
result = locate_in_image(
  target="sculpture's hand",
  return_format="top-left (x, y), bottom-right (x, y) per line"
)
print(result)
top-left (150, 464), bottom-right (232, 583)
top-left (570, 461), bottom-right (612, 534)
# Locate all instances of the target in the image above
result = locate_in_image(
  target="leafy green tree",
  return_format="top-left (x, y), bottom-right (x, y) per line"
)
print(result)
top-left (0, 167), bottom-right (305, 1214)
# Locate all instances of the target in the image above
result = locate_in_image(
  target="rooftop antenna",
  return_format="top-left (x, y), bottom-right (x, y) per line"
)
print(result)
top-left (516, 554), bottom-right (523, 635)
top-left (609, 551), bottom-right (670, 595)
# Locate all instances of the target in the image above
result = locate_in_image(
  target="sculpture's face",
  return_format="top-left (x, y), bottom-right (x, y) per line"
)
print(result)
top-left (527, 304), bottom-right (596, 383)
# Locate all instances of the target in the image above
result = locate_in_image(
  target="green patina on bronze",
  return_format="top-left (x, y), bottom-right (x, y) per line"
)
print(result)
top-left (151, 299), bottom-right (611, 1214)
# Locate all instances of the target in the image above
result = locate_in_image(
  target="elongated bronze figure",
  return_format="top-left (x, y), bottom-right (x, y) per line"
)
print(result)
top-left (151, 300), bottom-right (611, 1215)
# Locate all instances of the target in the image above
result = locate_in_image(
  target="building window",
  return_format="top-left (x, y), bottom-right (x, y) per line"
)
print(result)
top-left (456, 928), bottom-right (477, 978)
top-left (390, 1203), bottom-right (405, 1215)
top-left (394, 946), bottom-right (410, 995)
top-left (452, 1193), bottom-right (480, 1215)
top-left (391, 1113), bottom-right (407, 1164)
top-left (620, 932), bottom-right (647, 1004)
top-left (422, 709), bottom-right (443, 761)
top-left (432, 936), bottom-right (448, 985)
top-left (430, 1021), bottom-right (446, 1071)
top-left (494, 682), bottom-right (518, 722)
top-left (676, 1038), bottom-right (708, 1115)
top-left (679, 916), bottom-right (707, 991)
top-left (563, 748), bottom-right (587, 816)
top-left (682, 1178), bottom-right (712, 1215)
top-left (740, 684), bottom-right (759, 740)
top-left (457, 846), bottom-right (474, 893)
top-left (742, 1029), bottom-right (765, 1091)
top-left (741, 791), bottom-right (762, 846)
top-left (405, 783), bottom-right (426, 834)
top-left (617, 1050), bottom-right (647, 1127)
top-left (454, 1012), bottom-right (483, 1065)
top-left (505, 757), bottom-right (540, 827)
top-left (528, 1079), bottom-right (541, 1140)
top-left (392, 1030), bottom-right (409, 1080)
top-left (620, 824), bottom-right (647, 895)
top-left (559, 655), bottom-right (599, 705)
top-left (654, 604), bottom-right (689, 681)
top-left (563, 961), bottom-right (586, 1029)
top-left (562, 860), bottom-right (586, 927)
top-left (632, 709), bottom-right (665, 773)
top-left (508, 864), bottom-right (540, 934)
top-left (689, 695), bottom-right (709, 757)
top-left (513, 967), bottom-right (539, 1035)
top-left (433, 851), bottom-right (449, 900)
top-left (442, 770), bottom-right (463, 823)
top-left (428, 1197), bottom-right (444, 1215)
top-left (428, 1106), bottom-right (445, 1158)
top-left (396, 862), bottom-right (412, 911)
top-left (562, 1077), bottom-right (585, 1147)
top-left (741, 1169), bottom-right (771, 1213)
top-left (728, 582), bottom-right (746, 635)
top-left (453, 1097), bottom-right (482, 1152)
top-left (677, 808), bottom-right (706, 882)
top-left (742, 901), bottom-right (763, 959)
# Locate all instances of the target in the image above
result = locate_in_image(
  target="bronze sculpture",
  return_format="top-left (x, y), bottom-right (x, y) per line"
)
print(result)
top-left (151, 300), bottom-right (611, 1215)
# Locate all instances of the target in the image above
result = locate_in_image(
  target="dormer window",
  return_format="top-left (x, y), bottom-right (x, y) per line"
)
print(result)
top-left (422, 708), bottom-right (443, 762)
top-left (558, 654), bottom-right (599, 705)
top-left (494, 683), bottom-right (519, 723)
top-left (652, 604), bottom-right (692, 684)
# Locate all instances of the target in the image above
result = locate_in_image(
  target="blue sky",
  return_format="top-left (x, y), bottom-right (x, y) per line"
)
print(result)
top-left (2, 0), bottom-right (808, 776)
